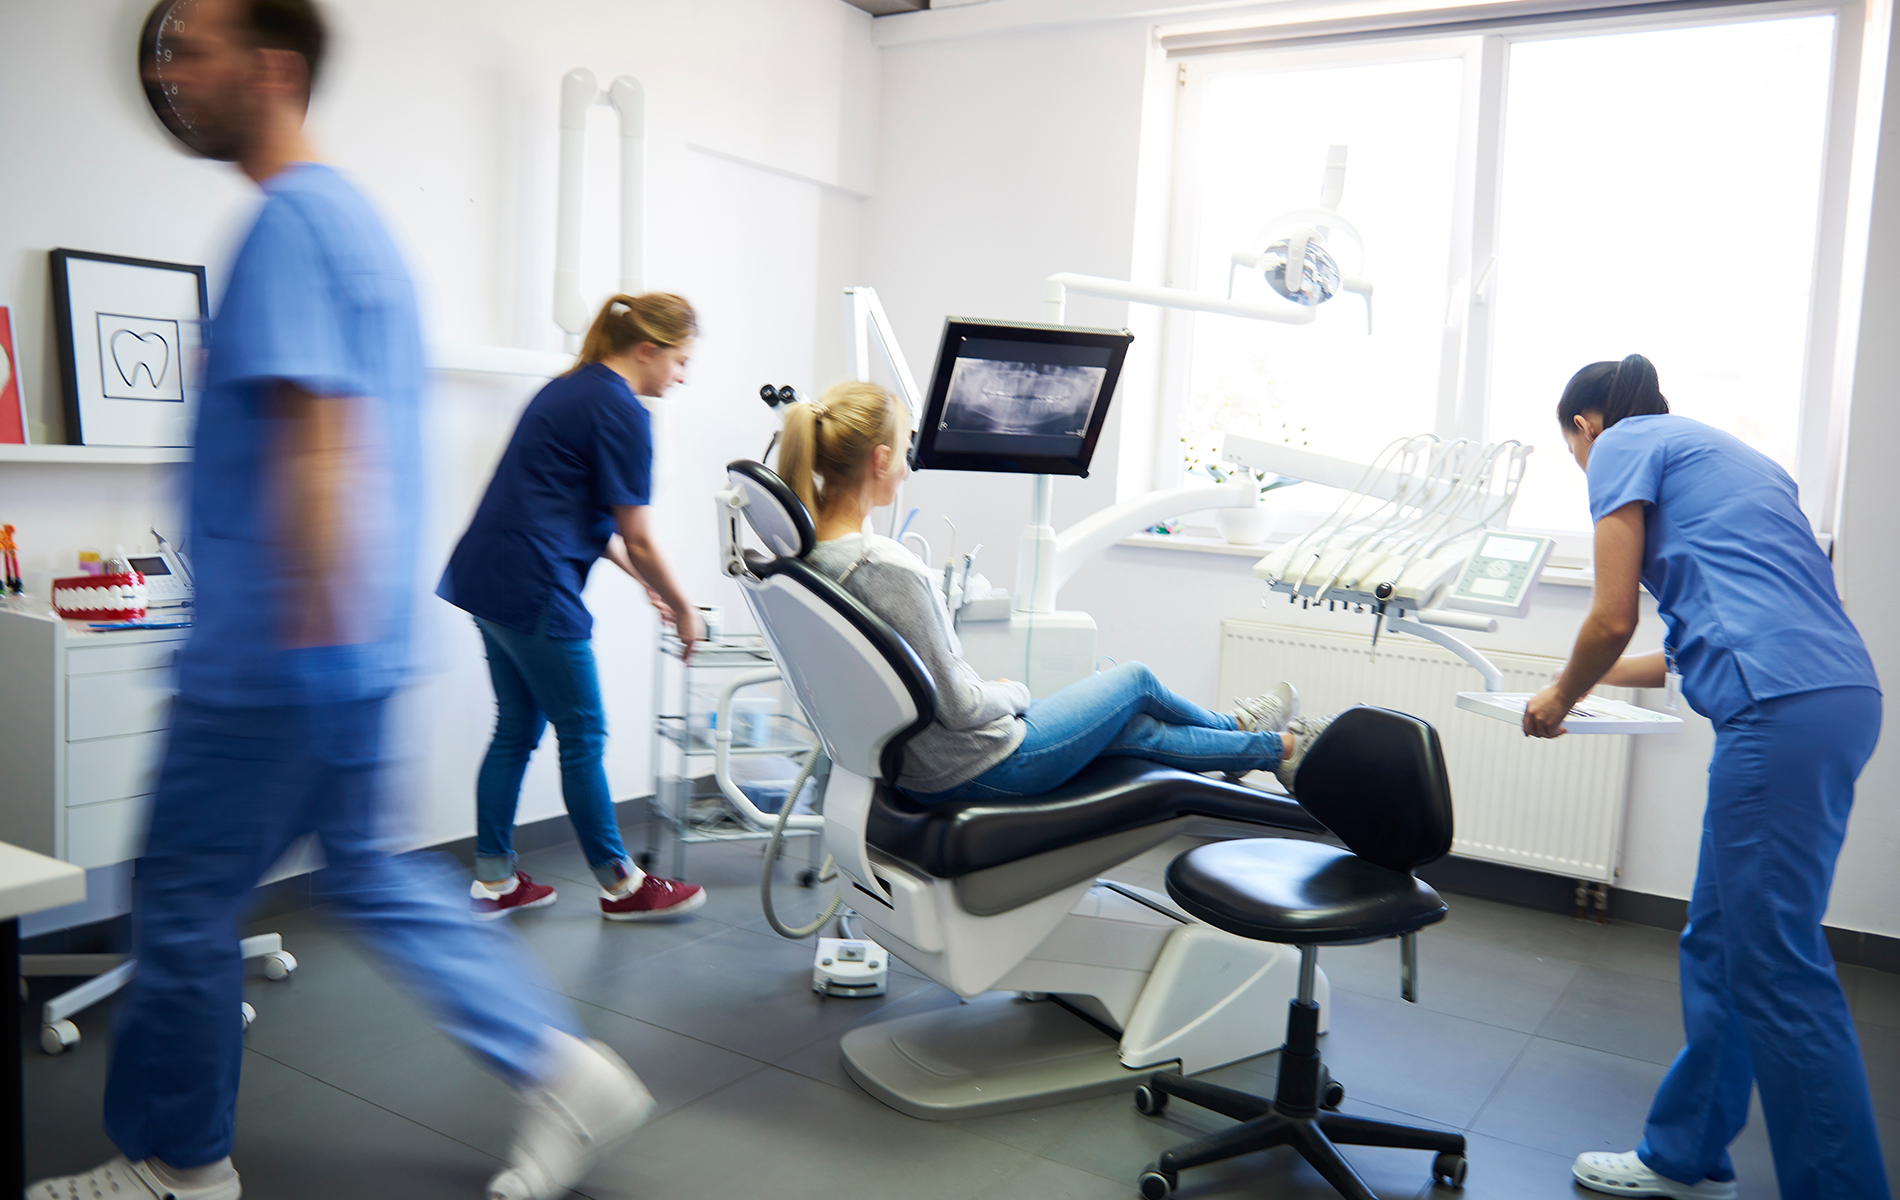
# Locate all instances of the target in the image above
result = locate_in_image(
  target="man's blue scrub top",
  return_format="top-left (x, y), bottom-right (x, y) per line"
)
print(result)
top-left (178, 164), bottom-right (424, 707)
top-left (437, 363), bottom-right (652, 639)
top-left (1586, 414), bottom-right (1877, 725)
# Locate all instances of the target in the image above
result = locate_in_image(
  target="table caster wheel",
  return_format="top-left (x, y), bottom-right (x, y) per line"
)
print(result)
top-left (635, 851), bottom-right (656, 873)
top-left (797, 868), bottom-right (818, 888)
top-left (40, 1020), bottom-right (79, 1056)
top-left (1136, 1166), bottom-right (1178, 1198)
top-left (262, 950), bottom-right (297, 980)
top-left (239, 1002), bottom-right (256, 1032)
top-left (1432, 1151), bottom-right (1468, 1188)
top-left (1322, 1079), bottom-right (1345, 1109)
top-left (1133, 1083), bottom-right (1169, 1116)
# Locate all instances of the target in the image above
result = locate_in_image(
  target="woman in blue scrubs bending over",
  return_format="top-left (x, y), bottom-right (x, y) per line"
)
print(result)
top-left (1524, 355), bottom-right (1884, 1200)
top-left (440, 294), bottom-right (706, 923)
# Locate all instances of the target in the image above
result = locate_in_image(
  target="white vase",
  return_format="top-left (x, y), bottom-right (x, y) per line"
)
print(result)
top-left (1213, 504), bottom-right (1275, 545)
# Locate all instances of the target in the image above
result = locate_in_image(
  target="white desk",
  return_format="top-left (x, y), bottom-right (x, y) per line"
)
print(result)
top-left (0, 841), bottom-right (86, 1193)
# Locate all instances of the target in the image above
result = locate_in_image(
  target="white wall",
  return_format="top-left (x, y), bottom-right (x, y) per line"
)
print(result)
top-left (0, 0), bottom-right (877, 853)
top-left (859, 4), bottom-right (1897, 934)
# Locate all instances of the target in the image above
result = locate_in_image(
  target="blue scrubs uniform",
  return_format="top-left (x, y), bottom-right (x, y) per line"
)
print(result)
top-left (103, 164), bottom-right (578, 1169)
top-left (1586, 415), bottom-right (1885, 1200)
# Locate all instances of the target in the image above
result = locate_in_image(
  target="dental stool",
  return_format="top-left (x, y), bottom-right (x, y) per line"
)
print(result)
top-left (1133, 705), bottom-right (1468, 1199)
top-left (717, 460), bottom-right (1333, 1119)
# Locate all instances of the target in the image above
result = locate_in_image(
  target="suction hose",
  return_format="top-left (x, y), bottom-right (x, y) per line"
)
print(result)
top-left (759, 746), bottom-right (843, 939)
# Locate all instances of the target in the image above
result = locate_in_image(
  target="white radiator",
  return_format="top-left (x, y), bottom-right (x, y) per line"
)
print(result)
top-left (1217, 620), bottom-right (1631, 883)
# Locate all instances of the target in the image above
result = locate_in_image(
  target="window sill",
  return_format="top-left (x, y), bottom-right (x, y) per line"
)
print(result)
top-left (1117, 530), bottom-right (1599, 588)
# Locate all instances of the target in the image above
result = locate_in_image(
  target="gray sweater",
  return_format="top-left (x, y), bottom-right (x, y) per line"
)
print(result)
top-left (806, 533), bottom-right (1030, 793)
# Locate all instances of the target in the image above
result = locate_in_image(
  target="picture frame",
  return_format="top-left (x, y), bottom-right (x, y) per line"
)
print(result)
top-left (0, 305), bottom-right (25, 444)
top-left (49, 249), bottom-right (208, 447)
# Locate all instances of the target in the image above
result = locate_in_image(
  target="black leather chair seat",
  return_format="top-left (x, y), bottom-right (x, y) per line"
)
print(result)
top-left (867, 756), bottom-right (1327, 878)
top-left (1166, 837), bottom-right (1448, 945)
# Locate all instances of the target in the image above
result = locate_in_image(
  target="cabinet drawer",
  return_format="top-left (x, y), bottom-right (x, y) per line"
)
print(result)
top-left (67, 794), bottom-right (151, 870)
top-left (66, 640), bottom-right (184, 676)
top-left (67, 670), bottom-right (174, 741)
top-left (67, 731), bottom-right (166, 807)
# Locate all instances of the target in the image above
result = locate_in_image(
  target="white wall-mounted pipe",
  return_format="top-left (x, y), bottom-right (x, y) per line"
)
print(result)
top-left (1043, 273), bottom-right (1317, 327)
top-left (554, 70), bottom-right (647, 350)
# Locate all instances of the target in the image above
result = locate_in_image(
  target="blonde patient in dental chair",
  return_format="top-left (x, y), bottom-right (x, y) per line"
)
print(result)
top-left (780, 380), bottom-right (1336, 807)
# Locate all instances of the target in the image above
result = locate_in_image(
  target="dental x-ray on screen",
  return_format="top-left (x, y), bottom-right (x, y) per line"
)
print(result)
top-left (912, 318), bottom-right (1132, 476)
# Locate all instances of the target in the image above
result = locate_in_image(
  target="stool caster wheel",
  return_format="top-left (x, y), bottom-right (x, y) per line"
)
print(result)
top-left (262, 950), bottom-right (297, 981)
top-left (797, 869), bottom-right (818, 888)
top-left (1133, 1083), bottom-right (1168, 1116)
top-left (239, 1002), bottom-right (256, 1032)
top-left (1432, 1151), bottom-right (1467, 1188)
top-left (1136, 1166), bottom-right (1178, 1198)
top-left (40, 1020), bottom-right (79, 1056)
top-left (1322, 1079), bottom-right (1345, 1109)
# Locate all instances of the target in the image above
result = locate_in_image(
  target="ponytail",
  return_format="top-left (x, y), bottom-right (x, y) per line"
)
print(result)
top-left (1556, 353), bottom-right (1668, 432)
top-left (571, 292), bottom-right (697, 373)
top-left (776, 381), bottom-right (903, 519)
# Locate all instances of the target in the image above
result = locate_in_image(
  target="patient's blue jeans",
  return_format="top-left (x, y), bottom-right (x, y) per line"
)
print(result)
top-left (911, 662), bottom-right (1282, 803)
top-left (473, 617), bottom-right (633, 888)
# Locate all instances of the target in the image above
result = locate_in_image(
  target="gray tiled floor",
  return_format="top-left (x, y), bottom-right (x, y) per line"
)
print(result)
top-left (24, 832), bottom-right (1900, 1200)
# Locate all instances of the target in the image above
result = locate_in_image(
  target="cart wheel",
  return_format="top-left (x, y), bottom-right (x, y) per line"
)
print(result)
top-left (1133, 1083), bottom-right (1169, 1116)
top-left (262, 950), bottom-right (297, 981)
top-left (239, 1002), bottom-right (256, 1032)
top-left (636, 851), bottom-right (656, 873)
top-left (1136, 1167), bottom-right (1178, 1198)
top-left (40, 1020), bottom-right (80, 1056)
top-left (797, 869), bottom-right (818, 888)
top-left (1432, 1152), bottom-right (1468, 1188)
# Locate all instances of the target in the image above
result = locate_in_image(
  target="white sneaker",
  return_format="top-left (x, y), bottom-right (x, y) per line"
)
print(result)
top-left (486, 1030), bottom-right (655, 1200)
top-left (1234, 682), bottom-right (1299, 733)
top-left (1573, 1151), bottom-right (1737, 1198)
top-left (1275, 713), bottom-right (1335, 790)
top-left (28, 1156), bottom-right (241, 1199)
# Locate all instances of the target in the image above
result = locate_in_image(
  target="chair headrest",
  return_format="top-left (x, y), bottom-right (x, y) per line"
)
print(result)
top-left (726, 460), bottom-right (814, 560)
top-left (1292, 706), bottom-right (1454, 873)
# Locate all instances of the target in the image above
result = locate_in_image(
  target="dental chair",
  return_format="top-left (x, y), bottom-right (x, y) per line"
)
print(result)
top-left (717, 460), bottom-right (1334, 1119)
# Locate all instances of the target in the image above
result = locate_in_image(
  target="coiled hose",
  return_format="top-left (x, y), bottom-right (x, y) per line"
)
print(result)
top-left (759, 746), bottom-right (842, 939)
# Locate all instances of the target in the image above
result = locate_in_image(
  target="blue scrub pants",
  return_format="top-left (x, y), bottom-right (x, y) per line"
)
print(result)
top-left (1637, 685), bottom-right (1887, 1200)
top-left (103, 696), bottom-right (580, 1169)
top-left (909, 662), bottom-right (1283, 803)
top-left (472, 616), bottom-right (633, 889)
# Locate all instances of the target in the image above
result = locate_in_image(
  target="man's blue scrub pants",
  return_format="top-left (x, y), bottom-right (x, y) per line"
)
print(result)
top-left (103, 697), bottom-right (581, 1169)
top-left (1637, 686), bottom-right (1888, 1200)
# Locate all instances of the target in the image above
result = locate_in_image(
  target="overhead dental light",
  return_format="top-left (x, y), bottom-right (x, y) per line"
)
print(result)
top-left (1229, 145), bottom-right (1374, 329)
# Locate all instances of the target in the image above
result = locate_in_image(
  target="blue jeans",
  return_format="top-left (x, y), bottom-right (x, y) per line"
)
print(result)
top-left (1636, 686), bottom-right (1886, 1200)
top-left (474, 616), bottom-right (632, 889)
top-left (910, 662), bottom-right (1283, 803)
top-left (104, 696), bottom-right (580, 1168)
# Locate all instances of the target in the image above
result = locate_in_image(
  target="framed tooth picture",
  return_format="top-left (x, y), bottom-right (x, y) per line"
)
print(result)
top-left (49, 248), bottom-right (208, 447)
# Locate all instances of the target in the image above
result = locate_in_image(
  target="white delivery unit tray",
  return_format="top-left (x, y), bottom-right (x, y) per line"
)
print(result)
top-left (1455, 691), bottom-right (1683, 734)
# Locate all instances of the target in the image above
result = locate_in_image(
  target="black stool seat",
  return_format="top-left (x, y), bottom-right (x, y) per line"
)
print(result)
top-left (1167, 838), bottom-right (1447, 945)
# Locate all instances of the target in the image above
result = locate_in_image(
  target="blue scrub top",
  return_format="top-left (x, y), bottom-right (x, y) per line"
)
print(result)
top-left (1586, 414), bottom-right (1877, 725)
top-left (437, 363), bottom-right (652, 638)
top-left (178, 163), bottom-right (424, 707)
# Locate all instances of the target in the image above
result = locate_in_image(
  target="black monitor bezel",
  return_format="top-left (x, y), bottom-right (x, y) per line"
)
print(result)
top-left (910, 317), bottom-right (1133, 477)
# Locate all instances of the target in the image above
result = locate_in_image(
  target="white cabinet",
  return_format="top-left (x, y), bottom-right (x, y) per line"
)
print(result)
top-left (0, 609), bottom-right (186, 868)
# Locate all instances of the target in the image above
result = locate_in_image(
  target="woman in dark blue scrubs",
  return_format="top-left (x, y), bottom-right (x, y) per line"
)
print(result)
top-left (1525, 355), bottom-right (1884, 1200)
top-left (439, 293), bottom-right (707, 924)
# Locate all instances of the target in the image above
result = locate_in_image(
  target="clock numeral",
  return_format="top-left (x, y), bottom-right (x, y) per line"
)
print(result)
top-left (160, 48), bottom-right (172, 61)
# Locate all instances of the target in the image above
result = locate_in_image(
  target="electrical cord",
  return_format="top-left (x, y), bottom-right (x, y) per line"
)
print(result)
top-left (759, 745), bottom-right (843, 939)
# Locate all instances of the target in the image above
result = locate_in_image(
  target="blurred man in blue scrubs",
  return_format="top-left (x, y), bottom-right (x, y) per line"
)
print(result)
top-left (31, 3), bottom-right (653, 1198)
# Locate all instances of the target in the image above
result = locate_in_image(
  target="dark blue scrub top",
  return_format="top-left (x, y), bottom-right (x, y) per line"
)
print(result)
top-left (438, 363), bottom-right (652, 638)
top-left (179, 163), bottom-right (424, 707)
top-left (1586, 414), bottom-right (1878, 725)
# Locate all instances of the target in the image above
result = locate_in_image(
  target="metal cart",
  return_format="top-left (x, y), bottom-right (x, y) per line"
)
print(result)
top-left (642, 631), bottom-right (822, 880)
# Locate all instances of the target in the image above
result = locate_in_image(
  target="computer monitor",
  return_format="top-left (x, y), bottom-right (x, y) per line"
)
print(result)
top-left (910, 318), bottom-right (1133, 476)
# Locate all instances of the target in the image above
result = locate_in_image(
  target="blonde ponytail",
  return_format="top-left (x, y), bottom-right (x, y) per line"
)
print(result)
top-left (776, 381), bottom-right (903, 519)
top-left (571, 292), bottom-right (697, 372)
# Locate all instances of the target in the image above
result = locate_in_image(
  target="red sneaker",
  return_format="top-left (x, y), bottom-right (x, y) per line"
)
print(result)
top-left (470, 871), bottom-right (558, 921)
top-left (600, 876), bottom-right (706, 921)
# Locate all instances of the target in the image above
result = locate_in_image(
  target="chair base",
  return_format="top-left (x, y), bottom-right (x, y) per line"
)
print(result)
top-left (841, 993), bottom-right (1171, 1120)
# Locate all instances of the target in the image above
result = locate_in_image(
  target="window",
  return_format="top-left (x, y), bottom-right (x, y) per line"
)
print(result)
top-left (1162, 7), bottom-right (1853, 551)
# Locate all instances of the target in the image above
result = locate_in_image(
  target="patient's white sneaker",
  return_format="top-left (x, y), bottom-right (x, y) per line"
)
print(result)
top-left (486, 1029), bottom-right (655, 1200)
top-left (1573, 1151), bottom-right (1737, 1198)
top-left (1234, 682), bottom-right (1299, 733)
top-left (28, 1155), bottom-right (240, 1199)
top-left (1275, 713), bottom-right (1335, 790)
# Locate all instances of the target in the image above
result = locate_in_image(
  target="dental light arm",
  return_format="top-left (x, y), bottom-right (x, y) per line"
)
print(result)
top-left (555, 69), bottom-right (646, 347)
